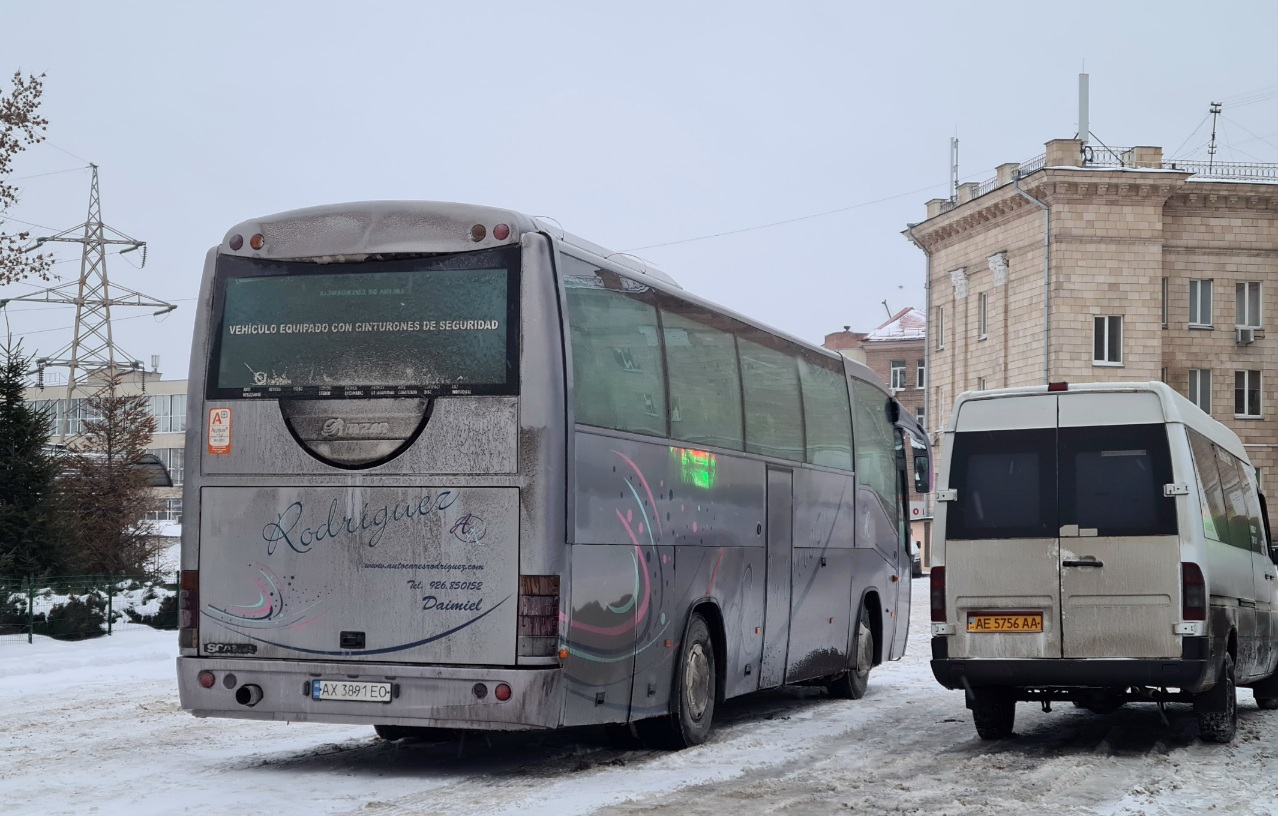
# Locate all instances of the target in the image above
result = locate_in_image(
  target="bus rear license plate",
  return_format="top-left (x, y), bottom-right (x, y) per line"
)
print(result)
top-left (967, 613), bottom-right (1043, 633)
top-left (311, 680), bottom-right (393, 703)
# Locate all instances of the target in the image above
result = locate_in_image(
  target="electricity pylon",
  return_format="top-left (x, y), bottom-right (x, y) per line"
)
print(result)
top-left (1, 163), bottom-right (176, 441)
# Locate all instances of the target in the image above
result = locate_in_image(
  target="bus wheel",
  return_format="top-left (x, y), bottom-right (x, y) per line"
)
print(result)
top-left (1195, 653), bottom-right (1237, 743)
top-left (637, 612), bottom-right (716, 749)
top-left (971, 692), bottom-right (1016, 740)
top-left (828, 598), bottom-right (874, 700)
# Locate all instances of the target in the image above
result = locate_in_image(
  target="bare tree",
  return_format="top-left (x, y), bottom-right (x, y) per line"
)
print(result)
top-left (1, 71), bottom-right (53, 285)
top-left (59, 373), bottom-right (160, 575)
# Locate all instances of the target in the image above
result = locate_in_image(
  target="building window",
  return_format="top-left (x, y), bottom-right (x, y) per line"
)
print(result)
top-left (148, 393), bottom-right (187, 434)
top-left (1189, 279), bottom-right (1213, 327)
top-left (977, 377), bottom-right (987, 391)
top-left (1188, 369), bottom-right (1212, 413)
top-left (1093, 316), bottom-right (1123, 365)
top-left (917, 404), bottom-right (926, 427)
top-left (936, 306), bottom-right (945, 350)
top-left (145, 498), bottom-right (183, 523)
top-left (147, 447), bottom-right (185, 486)
top-left (978, 293), bottom-right (988, 339)
top-left (916, 359), bottom-right (926, 389)
top-left (1237, 282), bottom-right (1262, 329)
top-left (1161, 277), bottom-right (1168, 329)
top-left (1236, 370), bottom-right (1262, 418)
top-left (890, 360), bottom-right (906, 390)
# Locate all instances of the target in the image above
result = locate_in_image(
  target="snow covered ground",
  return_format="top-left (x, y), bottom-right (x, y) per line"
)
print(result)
top-left (3, 579), bottom-right (1276, 816)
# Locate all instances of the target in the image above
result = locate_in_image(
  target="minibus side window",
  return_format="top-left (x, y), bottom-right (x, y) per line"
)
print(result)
top-left (1188, 429), bottom-right (1231, 545)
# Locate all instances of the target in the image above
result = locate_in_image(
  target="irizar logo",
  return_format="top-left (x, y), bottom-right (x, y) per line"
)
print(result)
top-left (320, 418), bottom-right (391, 438)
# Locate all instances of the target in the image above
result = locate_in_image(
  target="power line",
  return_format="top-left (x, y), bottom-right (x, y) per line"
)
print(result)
top-left (1221, 114), bottom-right (1278, 158)
top-left (12, 165), bottom-right (89, 182)
top-left (1170, 112), bottom-right (1211, 159)
top-left (42, 140), bottom-right (93, 165)
top-left (624, 182), bottom-right (948, 252)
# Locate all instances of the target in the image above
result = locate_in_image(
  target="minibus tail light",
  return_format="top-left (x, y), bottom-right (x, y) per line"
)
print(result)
top-left (1182, 562), bottom-right (1206, 621)
top-left (179, 569), bottom-right (199, 650)
top-left (518, 575), bottom-right (560, 657)
top-left (930, 566), bottom-right (946, 622)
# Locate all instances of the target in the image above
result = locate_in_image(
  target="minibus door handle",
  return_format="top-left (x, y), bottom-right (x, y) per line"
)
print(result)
top-left (1063, 558), bottom-right (1104, 569)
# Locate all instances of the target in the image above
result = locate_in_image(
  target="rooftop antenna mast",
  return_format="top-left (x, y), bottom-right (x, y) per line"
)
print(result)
top-left (950, 136), bottom-right (959, 201)
top-left (2, 164), bottom-right (176, 442)
top-left (1207, 101), bottom-right (1222, 171)
top-left (1077, 72), bottom-right (1090, 146)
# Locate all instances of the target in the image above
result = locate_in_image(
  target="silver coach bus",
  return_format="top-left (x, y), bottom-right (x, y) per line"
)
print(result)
top-left (176, 201), bottom-right (928, 748)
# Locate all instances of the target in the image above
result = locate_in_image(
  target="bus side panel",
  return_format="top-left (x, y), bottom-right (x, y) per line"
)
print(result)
top-left (569, 431), bottom-right (765, 719)
top-left (786, 548), bottom-right (854, 682)
top-left (785, 468), bottom-right (858, 682)
top-left (560, 543), bottom-right (640, 727)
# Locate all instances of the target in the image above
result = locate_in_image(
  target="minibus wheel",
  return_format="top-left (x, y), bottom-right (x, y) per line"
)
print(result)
top-left (1194, 653), bottom-right (1237, 743)
top-left (971, 692), bottom-right (1016, 740)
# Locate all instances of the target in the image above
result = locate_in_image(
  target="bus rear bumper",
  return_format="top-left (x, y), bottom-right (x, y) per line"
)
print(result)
top-left (177, 656), bottom-right (564, 731)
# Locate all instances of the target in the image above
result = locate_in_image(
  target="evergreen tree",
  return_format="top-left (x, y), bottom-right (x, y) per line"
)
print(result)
top-left (0, 341), bottom-right (67, 576)
top-left (60, 373), bottom-right (160, 576)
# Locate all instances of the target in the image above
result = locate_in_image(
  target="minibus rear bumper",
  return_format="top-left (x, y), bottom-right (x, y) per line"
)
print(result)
top-left (930, 636), bottom-right (1213, 691)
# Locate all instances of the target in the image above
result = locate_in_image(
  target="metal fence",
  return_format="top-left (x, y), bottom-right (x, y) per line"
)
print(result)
top-left (0, 574), bottom-right (178, 644)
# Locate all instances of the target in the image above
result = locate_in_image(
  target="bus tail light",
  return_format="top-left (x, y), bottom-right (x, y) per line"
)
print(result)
top-left (1182, 562), bottom-right (1207, 621)
top-left (930, 566), bottom-right (946, 622)
top-left (179, 569), bottom-right (199, 650)
top-left (518, 575), bottom-right (560, 657)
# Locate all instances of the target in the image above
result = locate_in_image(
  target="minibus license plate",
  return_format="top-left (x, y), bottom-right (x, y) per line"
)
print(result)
top-left (967, 612), bottom-right (1043, 633)
top-left (311, 679), bottom-right (392, 703)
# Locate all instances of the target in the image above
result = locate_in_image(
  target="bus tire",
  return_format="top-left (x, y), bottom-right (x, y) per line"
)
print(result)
top-left (637, 612), bottom-right (716, 749)
top-left (971, 692), bottom-right (1016, 740)
top-left (1195, 652), bottom-right (1237, 743)
top-left (828, 598), bottom-right (874, 700)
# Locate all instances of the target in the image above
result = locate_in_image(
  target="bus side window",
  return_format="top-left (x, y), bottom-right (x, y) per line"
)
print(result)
top-left (737, 331), bottom-right (805, 462)
top-left (562, 258), bottom-right (666, 438)
top-left (851, 380), bottom-right (899, 528)
top-left (798, 354), bottom-right (853, 470)
top-left (659, 297), bottom-right (744, 451)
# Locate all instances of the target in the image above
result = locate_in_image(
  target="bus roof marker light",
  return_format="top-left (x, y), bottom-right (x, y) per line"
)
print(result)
top-left (493, 223), bottom-right (510, 241)
top-left (249, 234), bottom-right (265, 250)
top-left (1047, 382), bottom-right (1069, 392)
top-left (228, 234), bottom-right (243, 250)
top-left (470, 224), bottom-right (487, 242)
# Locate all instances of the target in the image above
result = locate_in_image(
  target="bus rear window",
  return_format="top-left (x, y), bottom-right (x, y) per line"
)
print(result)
top-left (208, 248), bottom-right (519, 399)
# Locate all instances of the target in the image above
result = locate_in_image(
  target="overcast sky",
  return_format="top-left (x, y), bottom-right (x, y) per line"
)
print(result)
top-left (4, 1), bottom-right (1277, 382)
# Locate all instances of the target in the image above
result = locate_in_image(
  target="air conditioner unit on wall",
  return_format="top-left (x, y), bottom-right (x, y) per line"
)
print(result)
top-left (1237, 327), bottom-right (1255, 345)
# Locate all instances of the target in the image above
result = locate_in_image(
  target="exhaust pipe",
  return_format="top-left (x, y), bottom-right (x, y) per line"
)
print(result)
top-left (235, 684), bottom-right (264, 707)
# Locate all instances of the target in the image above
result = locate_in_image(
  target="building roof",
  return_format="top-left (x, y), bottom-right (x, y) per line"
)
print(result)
top-left (866, 307), bottom-right (926, 341)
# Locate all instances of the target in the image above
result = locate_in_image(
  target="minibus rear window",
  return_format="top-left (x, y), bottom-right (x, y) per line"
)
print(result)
top-left (947, 429), bottom-right (1058, 540)
top-left (1059, 424), bottom-right (1177, 537)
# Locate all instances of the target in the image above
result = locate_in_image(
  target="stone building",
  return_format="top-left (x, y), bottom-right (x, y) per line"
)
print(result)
top-left (26, 369), bottom-right (187, 522)
top-left (906, 137), bottom-right (1278, 494)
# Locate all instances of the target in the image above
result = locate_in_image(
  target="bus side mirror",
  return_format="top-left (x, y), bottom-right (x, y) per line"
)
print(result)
top-left (913, 452), bottom-right (931, 494)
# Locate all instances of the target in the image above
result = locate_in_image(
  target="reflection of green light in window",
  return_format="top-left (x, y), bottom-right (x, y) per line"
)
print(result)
top-left (672, 446), bottom-right (717, 489)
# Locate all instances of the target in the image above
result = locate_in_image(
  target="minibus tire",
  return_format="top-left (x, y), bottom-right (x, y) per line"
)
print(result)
top-left (1194, 653), bottom-right (1237, 743)
top-left (971, 693), bottom-right (1016, 740)
top-left (637, 613), bottom-right (716, 749)
top-left (828, 598), bottom-right (874, 700)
